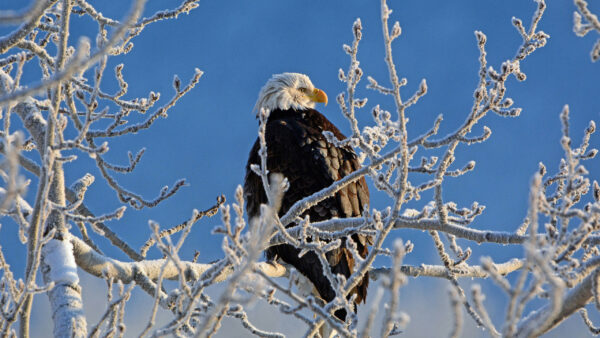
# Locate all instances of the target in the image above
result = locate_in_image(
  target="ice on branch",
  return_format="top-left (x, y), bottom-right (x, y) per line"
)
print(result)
top-left (573, 0), bottom-right (600, 61)
top-left (42, 239), bottom-right (78, 285)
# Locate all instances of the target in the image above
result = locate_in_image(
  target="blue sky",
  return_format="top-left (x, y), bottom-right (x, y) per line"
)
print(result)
top-left (3, 0), bottom-right (600, 336)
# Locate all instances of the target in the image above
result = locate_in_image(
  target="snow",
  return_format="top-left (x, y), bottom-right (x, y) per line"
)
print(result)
top-left (43, 238), bottom-right (79, 285)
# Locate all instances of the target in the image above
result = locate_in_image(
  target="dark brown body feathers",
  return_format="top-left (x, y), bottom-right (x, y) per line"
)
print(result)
top-left (244, 108), bottom-right (370, 321)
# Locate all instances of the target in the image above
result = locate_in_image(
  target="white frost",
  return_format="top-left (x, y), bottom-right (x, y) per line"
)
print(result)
top-left (43, 238), bottom-right (79, 285)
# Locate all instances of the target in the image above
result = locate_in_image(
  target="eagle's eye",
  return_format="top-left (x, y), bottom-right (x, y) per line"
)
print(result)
top-left (298, 87), bottom-right (308, 93)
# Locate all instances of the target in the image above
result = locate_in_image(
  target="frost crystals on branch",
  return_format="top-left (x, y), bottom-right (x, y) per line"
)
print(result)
top-left (573, 0), bottom-right (600, 61)
top-left (0, 0), bottom-right (206, 336)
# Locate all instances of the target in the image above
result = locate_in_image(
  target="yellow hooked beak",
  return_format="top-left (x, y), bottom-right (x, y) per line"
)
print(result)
top-left (308, 88), bottom-right (328, 106)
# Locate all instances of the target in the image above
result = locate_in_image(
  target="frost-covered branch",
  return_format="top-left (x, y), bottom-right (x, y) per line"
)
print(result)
top-left (573, 0), bottom-right (600, 61)
top-left (0, 0), bottom-right (204, 336)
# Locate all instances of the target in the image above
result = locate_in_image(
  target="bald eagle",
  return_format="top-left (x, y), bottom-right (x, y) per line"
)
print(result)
top-left (244, 73), bottom-right (370, 321)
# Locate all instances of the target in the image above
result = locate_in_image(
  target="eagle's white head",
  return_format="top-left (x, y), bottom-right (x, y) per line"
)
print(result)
top-left (254, 72), bottom-right (328, 113)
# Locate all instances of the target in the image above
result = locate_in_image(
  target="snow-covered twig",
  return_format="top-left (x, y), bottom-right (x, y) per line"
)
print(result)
top-left (573, 0), bottom-right (600, 61)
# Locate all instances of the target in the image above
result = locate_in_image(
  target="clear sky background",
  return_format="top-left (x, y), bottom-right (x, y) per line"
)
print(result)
top-left (2, 0), bottom-right (600, 336)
